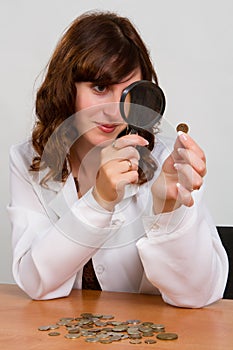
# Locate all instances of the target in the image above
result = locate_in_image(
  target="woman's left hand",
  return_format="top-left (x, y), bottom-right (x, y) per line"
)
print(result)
top-left (151, 131), bottom-right (207, 213)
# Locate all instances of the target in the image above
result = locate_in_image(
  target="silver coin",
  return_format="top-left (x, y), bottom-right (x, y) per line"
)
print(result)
top-left (156, 332), bottom-right (178, 340)
top-left (92, 313), bottom-right (103, 318)
top-left (151, 323), bottom-right (165, 331)
top-left (48, 331), bottom-right (60, 336)
top-left (49, 324), bottom-right (59, 330)
top-left (142, 332), bottom-right (154, 337)
top-left (110, 334), bottom-right (122, 341)
top-left (95, 321), bottom-right (107, 326)
top-left (112, 325), bottom-right (128, 332)
top-left (142, 322), bottom-right (154, 326)
top-left (127, 327), bottom-right (139, 334)
top-left (99, 339), bottom-right (113, 344)
top-left (38, 325), bottom-right (51, 331)
top-left (129, 333), bottom-right (142, 339)
top-left (129, 339), bottom-right (142, 344)
top-left (97, 333), bottom-right (110, 339)
top-left (127, 319), bottom-right (141, 324)
top-left (64, 333), bottom-right (81, 339)
top-left (144, 339), bottom-right (157, 344)
top-left (85, 337), bottom-right (99, 343)
top-left (139, 326), bottom-right (153, 333)
top-left (60, 317), bottom-right (74, 321)
top-left (102, 315), bottom-right (114, 320)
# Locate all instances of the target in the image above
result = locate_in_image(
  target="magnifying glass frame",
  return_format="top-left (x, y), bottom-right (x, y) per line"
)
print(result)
top-left (120, 80), bottom-right (166, 128)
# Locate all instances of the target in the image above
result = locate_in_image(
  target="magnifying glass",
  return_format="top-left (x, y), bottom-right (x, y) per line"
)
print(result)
top-left (120, 80), bottom-right (166, 130)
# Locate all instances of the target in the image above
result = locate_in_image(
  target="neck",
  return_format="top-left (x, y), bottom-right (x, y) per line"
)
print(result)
top-left (70, 137), bottom-right (101, 196)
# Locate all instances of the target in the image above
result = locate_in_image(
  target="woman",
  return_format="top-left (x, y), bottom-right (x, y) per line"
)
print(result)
top-left (8, 11), bottom-right (228, 307)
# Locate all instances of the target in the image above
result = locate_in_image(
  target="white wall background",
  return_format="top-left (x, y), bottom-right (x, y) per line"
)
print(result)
top-left (1, 0), bottom-right (232, 283)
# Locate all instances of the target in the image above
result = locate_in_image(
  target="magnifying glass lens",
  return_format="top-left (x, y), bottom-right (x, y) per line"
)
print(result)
top-left (120, 80), bottom-right (165, 128)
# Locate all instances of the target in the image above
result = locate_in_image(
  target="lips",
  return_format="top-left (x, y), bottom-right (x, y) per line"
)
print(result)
top-left (97, 123), bottom-right (118, 133)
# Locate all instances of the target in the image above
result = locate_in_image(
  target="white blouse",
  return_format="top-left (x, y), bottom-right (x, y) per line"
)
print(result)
top-left (7, 137), bottom-right (229, 307)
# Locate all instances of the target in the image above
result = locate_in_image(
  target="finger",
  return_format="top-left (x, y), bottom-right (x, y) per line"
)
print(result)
top-left (121, 159), bottom-right (139, 173)
top-left (116, 146), bottom-right (141, 162)
top-left (177, 148), bottom-right (207, 177)
top-left (117, 170), bottom-right (139, 186)
top-left (175, 131), bottom-right (206, 162)
top-left (174, 163), bottom-right (203, 191)
top-left (101, 143), bottom-right (140, 166)
top-left (176, 182), bottom-right (194, 207)
top-left (112, 134), bottom-right (149, 149)
top-left (102, 159), bottom-right (138, 178)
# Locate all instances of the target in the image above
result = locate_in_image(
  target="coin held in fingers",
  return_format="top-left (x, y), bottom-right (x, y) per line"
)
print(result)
top-left (176, 123), bottom-right (189, 133)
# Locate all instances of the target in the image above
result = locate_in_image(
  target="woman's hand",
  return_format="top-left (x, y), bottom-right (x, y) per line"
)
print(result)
top-left (93, 134), bottom-right (148, 210)
top-left (151, 131), bottom-right (207, 213)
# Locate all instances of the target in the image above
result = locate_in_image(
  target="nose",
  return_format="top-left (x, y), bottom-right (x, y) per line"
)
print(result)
top-left (102, 89), bottom-right (123, 121)
top-left (103, 101), bottom-right (121, 119)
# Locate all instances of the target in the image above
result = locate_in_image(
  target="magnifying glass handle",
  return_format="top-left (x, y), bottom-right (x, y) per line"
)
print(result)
top-left (126, 125), bottom-right (138, 135)
top-left (116, 125), bottom-right (137, 139)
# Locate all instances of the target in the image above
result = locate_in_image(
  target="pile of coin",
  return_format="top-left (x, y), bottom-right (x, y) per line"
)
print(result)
top-left (38, 312), bottom-right (178, 344)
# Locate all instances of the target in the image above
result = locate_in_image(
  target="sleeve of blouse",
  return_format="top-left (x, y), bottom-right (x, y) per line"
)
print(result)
top-left (136, 138), bottom-right (229, 308)
top-left (8, 143), bottom-right (124, 300)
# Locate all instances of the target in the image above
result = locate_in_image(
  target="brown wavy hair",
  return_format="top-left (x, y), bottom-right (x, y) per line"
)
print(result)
top-left (31, 11), bottom-right (160, 185)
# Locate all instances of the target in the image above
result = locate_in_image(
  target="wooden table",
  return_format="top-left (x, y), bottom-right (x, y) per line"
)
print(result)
top-left (0, 284), bottom-right (232, 349)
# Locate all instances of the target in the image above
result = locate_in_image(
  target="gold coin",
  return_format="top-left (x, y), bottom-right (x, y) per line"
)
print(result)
top-left (176, 123), bottom-right (189, 133)
top-left (156, 332), bottom-right (178, 340)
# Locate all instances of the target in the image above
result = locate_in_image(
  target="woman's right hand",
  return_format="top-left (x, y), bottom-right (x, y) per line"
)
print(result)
top-left (93, 134), bottom-right (149, 210)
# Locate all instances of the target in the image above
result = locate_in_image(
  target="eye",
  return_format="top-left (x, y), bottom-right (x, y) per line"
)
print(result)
top-left (92, 85), bottom-right (108, 94)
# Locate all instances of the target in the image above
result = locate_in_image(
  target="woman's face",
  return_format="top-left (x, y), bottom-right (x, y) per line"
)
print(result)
top-left (74, 69), bottom-right (142, 147)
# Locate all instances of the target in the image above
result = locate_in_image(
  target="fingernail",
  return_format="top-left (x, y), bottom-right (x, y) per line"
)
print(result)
top-left (177, 148), bottom-right (185, 155)
top-left (178, 131), bottom-right (188, 141)
top-left (176, 182), bottom-right (184, 191)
